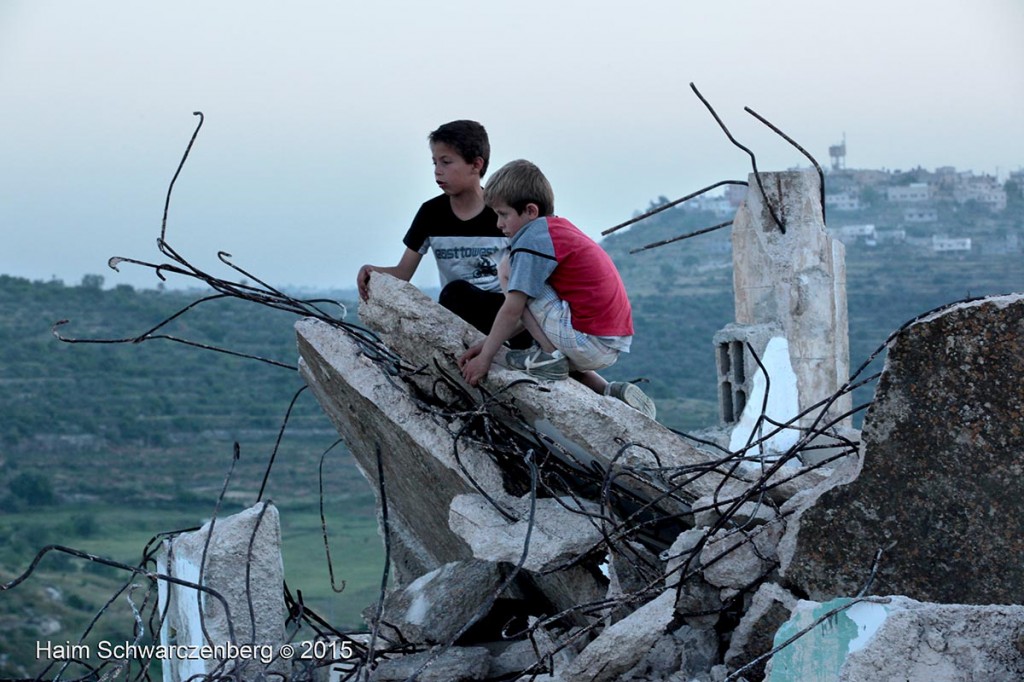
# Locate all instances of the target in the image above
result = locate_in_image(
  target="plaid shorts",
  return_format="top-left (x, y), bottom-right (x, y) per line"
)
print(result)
top-left (527, 285), bottom-right (622, 372)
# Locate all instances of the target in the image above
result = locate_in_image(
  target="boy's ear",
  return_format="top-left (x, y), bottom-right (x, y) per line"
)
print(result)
top-left (524, 202), bottom-right (540, 218)
top-left (472, 157), bottom-right (485, 175)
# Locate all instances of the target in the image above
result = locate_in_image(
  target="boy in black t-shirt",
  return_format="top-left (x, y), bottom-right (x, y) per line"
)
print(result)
top-left (357, 120), bottom-right (530, 345)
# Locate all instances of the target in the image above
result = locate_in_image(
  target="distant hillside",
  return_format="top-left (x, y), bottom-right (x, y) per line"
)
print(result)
top-left (0, 275), bottom-right (335, 453)
top-left (1, 197), bottom-right (1020, 453)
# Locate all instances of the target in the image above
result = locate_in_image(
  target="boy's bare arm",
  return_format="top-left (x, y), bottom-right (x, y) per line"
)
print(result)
top-left (357, 248), bottom-right (423, 301)
top-left (459, 291), bottom-right (528, 386)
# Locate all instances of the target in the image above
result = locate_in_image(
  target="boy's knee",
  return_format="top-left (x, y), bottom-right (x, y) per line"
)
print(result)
top-left (439, 279), bottom-right (473, 311)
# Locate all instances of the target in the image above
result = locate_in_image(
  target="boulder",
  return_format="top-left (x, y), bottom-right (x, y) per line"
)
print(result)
top-left (780, 294), bottom-right (1024, 604)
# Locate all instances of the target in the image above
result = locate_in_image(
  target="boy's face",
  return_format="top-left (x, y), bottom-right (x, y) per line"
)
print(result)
top-left (492, 200), bottom-right (538, 238)
top-left (431, 142), bottom-right (482, 196)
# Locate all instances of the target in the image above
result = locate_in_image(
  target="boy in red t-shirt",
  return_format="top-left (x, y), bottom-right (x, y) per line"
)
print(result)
top-left (458, 159), bottom-right (655, 419)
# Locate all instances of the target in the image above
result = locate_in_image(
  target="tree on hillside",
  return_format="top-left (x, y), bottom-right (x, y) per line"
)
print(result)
top-left (81, 274), bottom-right (105, 290)
top-left (8, 471), bottom-right (56, 506)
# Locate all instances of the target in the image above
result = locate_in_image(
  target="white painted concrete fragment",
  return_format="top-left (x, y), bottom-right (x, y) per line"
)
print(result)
top-left (729, 336), bottom-right (800, 454)
top-left (845, 601), bottom-right (886, 653)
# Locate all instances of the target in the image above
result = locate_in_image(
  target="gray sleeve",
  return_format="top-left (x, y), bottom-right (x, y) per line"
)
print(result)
top-left (507, 223), bottom-right (557, 299)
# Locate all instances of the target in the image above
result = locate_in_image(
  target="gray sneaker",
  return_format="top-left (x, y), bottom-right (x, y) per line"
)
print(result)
top-left (505, 347), bottom-right (569, 381)
top-left (607, 381), bottom-right (657, 419)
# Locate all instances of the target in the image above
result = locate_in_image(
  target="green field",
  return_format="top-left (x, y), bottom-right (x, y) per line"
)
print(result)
top-left (0, 436), bottom-right (385, 678)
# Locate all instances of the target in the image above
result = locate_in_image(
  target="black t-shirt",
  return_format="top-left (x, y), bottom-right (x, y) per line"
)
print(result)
top-left (403, 195), bottom-right (508, 292)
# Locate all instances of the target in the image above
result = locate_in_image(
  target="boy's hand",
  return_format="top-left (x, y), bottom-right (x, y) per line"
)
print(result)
top-left (356, 265), bottom-right (375, 301)
top-left (458, 342), bottom-right (490, 386)
top-left (459, 292), bottom-right (526, 386)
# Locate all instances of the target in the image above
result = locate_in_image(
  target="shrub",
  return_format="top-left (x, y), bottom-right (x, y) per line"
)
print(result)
top-left (8, 472), bottom-right (56, 506)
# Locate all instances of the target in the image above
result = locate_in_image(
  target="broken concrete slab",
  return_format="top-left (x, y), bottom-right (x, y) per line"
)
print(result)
top-left (724, 582), bottom-right (799, 682)
top-left (560, 589), bottom-right (676, 682)
top-left (699, 524), bottom-right (782, 590)
top-left (779, 294), bottom-right (1024, 604)
top-left (297, 317), bottom-right (507, 585)
top-left (764, 597), bottom-right (894, 682)
top-left (366, 560), bottom-right (503, 645)
top-left (838, 598), bottom-right (1024, 681)
top-left (619, 624), bottom-right (719, 682)
top-left (764, 596), bottom-right (1024, 682)
top-left (449, 494), bottom-right (603, 572)
top-left (156, 502), bottom-right (286, 682)
top-left (357, 273), bottom-right (750, 510)
top-left (296, 315), bottom-right (605, 629)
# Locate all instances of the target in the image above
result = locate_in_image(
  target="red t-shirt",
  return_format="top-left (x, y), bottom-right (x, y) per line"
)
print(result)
top-left (507, 216), bottom-right (633, 337)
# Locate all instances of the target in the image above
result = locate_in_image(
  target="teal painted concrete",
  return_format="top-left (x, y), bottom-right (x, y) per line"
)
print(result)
top-left (766, 598), bottom-right (888, 681)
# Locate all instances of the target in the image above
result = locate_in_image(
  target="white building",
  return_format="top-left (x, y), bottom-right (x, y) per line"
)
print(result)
top-left (887, 183), bottom-right (933, 202)
top-left (689, 192), bottom-right (737, 218)
top-left (904, 207), bottom-right (937, 223)
top-left (825, 191), bottom-right (861, 211)
top-left (932, 235), bottom-right (971, 252)
top-left (832, 224), bottom-right (876, 243)
top-left (876, 229), bottom-right (907, 244)
top-left (953, 175), bottom-right (1007, 211)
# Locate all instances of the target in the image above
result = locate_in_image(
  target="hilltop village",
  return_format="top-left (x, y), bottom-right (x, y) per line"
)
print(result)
top-left (686, 161), bottom-right (1024, 257)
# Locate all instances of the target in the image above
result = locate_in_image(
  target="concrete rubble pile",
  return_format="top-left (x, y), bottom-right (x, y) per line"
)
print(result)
top-left (289, 271), bottom-right (1024, 681)
top-left (151, 170), bottom-right (1023, 680)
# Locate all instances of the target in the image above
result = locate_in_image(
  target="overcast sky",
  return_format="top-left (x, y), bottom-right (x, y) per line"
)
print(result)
top-left (2, 1), bottom-right (1022, 291)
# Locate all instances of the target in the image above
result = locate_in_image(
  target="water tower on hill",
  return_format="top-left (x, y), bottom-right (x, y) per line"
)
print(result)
top-left (829, 133), bottom-right (847, 170)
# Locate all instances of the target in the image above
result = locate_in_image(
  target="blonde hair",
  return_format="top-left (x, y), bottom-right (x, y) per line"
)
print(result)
top-left (484, 159), bottom-right (555, 216)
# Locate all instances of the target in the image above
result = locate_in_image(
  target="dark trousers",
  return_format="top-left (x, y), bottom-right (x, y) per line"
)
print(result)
top-left (439, 280), bottom-right (534, 349)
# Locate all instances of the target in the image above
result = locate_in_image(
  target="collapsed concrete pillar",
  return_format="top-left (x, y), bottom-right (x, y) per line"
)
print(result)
top-left (156, 502), bottom-right (286, 682)
top-left (354, 273), bottom-right (752, 513)
top-left (717, 170), bottom-right (851, 453)
top-left (295, 315), bottom-right (605, 626)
